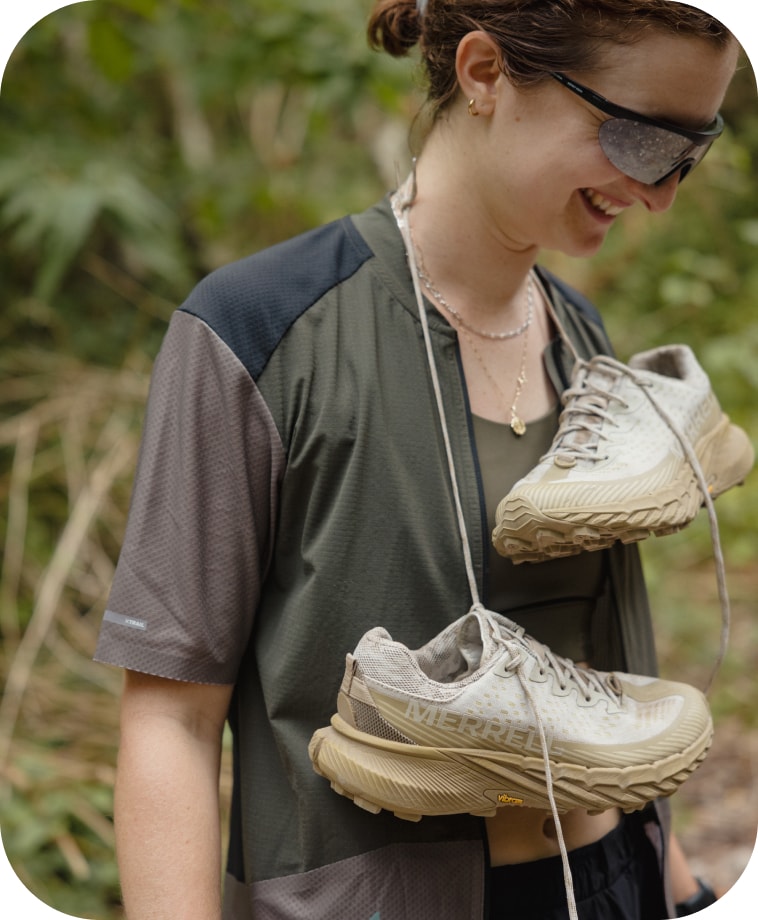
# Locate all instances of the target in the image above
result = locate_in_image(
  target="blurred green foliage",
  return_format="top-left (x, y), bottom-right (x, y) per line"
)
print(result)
top-left (0, 0), bottom-right (416, 365)
top-left (0, 1), bottom-right (756, 917)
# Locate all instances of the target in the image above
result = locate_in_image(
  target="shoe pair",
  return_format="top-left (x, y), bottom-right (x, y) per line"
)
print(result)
top-left (309, 345), bottom-right (751, 822)
top-left (308, 346), bottom-right (748, 917)
top-left (310, 345), bottom-right (754, 819)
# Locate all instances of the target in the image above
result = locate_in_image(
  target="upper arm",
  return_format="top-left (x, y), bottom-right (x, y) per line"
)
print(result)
top-left (119, 669), bottom-right (234, 744)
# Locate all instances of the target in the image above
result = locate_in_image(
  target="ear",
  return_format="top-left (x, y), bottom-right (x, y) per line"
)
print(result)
top-left (455, 31), bottom-right (504, 115)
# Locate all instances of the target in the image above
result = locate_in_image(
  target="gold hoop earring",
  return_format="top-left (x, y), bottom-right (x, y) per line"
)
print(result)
top-left (467, 98), bottom-right (479, 117)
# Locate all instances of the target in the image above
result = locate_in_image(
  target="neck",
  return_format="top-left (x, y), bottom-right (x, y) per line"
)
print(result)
top-left (409, 146), bottom-right (539, 321)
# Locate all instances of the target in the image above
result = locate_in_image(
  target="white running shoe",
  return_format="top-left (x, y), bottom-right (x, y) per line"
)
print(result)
top-left (492, 345), bottom-right (753, 563)
top-left (308, 606), bottom-right (712, 821)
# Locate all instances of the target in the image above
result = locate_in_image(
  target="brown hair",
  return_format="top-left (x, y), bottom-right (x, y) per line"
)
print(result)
top-left (368, 0), bottom-right (732, 116)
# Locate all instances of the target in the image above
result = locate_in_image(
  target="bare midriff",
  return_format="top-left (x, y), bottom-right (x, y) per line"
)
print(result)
top-left (486, 805), bottom-right (621, 866)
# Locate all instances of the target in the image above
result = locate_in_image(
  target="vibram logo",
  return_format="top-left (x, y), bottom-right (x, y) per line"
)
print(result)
top-left (497, 793), bottom-right (524, 805)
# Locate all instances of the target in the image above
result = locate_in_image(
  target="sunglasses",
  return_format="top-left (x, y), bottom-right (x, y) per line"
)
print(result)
top-left (550, 72), bottom-right (724, 186)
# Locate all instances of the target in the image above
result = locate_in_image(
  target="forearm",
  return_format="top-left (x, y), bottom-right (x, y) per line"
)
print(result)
top-left (668, 831), bottom-right (701, 903)
top-left (114, 675), bottom-right (231, 920)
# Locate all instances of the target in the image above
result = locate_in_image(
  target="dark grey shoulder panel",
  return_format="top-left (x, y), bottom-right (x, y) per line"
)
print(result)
top-left (179, 218), bottom-right (374, 380)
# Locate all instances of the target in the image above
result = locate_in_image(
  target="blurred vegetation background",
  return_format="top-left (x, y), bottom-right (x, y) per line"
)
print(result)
top-left (0, 1), bottom-right (756, 916)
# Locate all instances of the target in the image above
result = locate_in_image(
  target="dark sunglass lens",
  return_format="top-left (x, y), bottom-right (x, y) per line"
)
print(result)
top-left (598, 118), bottom-right (698, 185)
top-left (676, 162), bottom-right (694, 184)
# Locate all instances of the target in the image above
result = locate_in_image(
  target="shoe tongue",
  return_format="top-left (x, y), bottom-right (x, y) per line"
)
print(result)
top-left (460, 607), bottom-right (504, 668)
top-left (433, 608), bottom-right (501, 681)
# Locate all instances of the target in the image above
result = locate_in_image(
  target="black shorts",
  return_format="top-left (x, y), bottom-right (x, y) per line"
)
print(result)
top-left (487, 811), bottom-right (668, 920)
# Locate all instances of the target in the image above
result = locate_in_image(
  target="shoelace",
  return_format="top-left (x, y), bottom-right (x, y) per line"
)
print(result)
top-left (493, 612), bottom-right (623, 706)
top-left (489, 631), bottom-right (578, 918)
top-left (393, 172), bottom-right (730, 918)
top-left (547, 361), bottom-right (628, 464)
top-left (392, 176), bottom-right (580, 920)
top-left (486, 605), bottom-right (626, 918)
top-left (544, 355), bottom-right (730, 694)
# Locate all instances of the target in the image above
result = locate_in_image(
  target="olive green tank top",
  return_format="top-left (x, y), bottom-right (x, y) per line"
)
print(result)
top-left (473, 409), bottom-right (605, 663)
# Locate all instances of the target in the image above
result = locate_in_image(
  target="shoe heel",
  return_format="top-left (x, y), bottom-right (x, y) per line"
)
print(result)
top-left (702, 421), bottom-right (755, 499)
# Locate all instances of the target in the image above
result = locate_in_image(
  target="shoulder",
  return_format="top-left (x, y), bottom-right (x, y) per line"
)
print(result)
top-left (178, 216), bottom-right (375, 379)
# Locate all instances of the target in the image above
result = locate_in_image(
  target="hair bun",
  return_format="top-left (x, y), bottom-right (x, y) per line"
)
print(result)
top-left (368, 0), bottom-right (422, 57)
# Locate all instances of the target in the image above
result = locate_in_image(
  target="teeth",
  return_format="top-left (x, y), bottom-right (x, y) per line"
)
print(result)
top-left (583, 189), bottom-right (624, 217)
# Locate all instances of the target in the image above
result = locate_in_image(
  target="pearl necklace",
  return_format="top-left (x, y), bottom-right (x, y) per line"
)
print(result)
top-left (413, 243), bottom-right (533, 341)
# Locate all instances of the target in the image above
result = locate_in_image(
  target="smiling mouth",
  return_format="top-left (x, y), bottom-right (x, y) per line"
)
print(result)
top-left (582, 188), bottom-right (625, 217)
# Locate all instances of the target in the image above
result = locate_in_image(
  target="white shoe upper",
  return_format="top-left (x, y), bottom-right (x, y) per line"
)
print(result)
top-left (345, 606), bottom-right (710, 768)
top-left (512, 345), bottom-right (723, 489)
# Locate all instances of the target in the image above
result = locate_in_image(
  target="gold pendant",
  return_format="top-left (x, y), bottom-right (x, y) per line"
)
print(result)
top-left (511, 415), bottom-right (527, 437)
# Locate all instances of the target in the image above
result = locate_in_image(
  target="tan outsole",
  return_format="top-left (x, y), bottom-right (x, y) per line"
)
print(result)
top-left (493, 420), bottom-right (754, 564)
top-left (309, 714), bottom-right (713, 822)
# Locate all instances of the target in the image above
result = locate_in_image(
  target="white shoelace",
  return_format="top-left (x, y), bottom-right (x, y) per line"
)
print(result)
top-left (391, 179), bottom-right (580, 920)
top-left (547, 362), bottom-right (627, 464)
top-left (491, 627), bottom-right (578, 916)
top-left (392, 175), bottom-right (730, 919)
top-left (546, 356), bottom-right (730, 694)
top-left (494, 613), bottom-right (623, 706)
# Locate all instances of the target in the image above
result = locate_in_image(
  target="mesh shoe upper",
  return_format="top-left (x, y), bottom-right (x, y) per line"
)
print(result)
top-left (337, 606), bottom-right (711, 771)
top-left (492, 344), bottom-right (754, 561)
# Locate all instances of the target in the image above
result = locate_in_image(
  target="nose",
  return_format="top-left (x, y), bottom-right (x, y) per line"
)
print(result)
top-left (629, 173), bottom-right (680, 213)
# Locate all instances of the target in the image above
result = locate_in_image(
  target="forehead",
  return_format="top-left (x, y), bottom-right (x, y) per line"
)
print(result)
top-left (585, 32), bottom-right (739, 128)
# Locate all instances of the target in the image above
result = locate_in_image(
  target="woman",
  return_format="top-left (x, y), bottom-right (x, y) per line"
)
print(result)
top-left (98, 2), bottom-right (739, 918)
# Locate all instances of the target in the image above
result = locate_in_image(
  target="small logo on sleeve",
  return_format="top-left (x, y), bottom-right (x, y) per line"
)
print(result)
top-left (104, 610), bottom-right (148, 631)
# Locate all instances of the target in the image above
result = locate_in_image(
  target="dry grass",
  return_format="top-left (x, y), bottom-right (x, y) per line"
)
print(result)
top-left (0, 355), bottom-right (148, 917)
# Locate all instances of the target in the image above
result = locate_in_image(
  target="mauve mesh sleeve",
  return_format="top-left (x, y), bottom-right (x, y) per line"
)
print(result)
top-left (95, 311), bottom-right (284, 684)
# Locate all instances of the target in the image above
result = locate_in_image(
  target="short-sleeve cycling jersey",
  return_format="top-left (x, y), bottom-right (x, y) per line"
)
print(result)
top-left (96, 197), bottom-right (663, 919)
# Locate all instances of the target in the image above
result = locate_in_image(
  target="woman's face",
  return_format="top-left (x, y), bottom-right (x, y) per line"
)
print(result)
top-left (478, 31), bottom-right (739, 259)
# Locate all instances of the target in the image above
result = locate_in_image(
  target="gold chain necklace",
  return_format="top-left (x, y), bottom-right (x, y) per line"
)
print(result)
top-left (457, 278), bottom-right (533, 436)
top-left (412, 237), bottom-right (533, 341)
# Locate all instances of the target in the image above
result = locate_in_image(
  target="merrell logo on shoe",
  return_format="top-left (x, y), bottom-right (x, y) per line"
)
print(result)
top-left (402, 700), bottom-right (551, 753)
